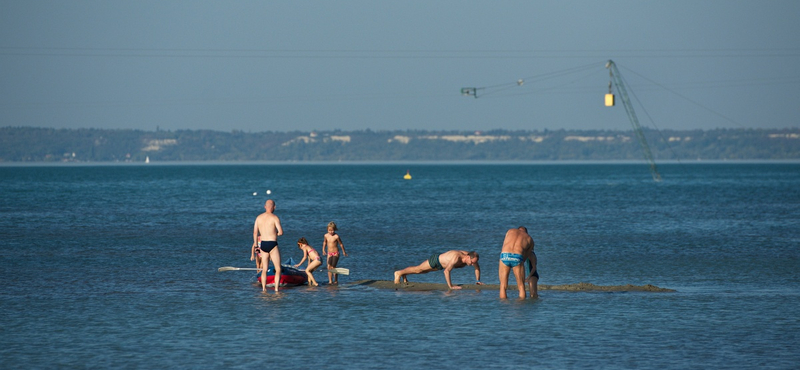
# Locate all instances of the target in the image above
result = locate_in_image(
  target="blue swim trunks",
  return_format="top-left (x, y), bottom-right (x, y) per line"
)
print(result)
top-left (500, 253), bottom-right (523, 267)
top-left (260, 241), bottom-right (278, 253)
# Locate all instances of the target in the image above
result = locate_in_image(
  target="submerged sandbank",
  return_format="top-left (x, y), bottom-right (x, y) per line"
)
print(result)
top-left (350, 280), bottom-right (675, 292)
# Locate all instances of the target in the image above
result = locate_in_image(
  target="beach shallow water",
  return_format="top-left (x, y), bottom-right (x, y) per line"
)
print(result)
top-left (1, 163), bottom-right (798, 369)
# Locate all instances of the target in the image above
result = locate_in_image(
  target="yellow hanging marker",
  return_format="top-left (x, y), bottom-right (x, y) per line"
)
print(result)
top-left (605, 93), bottom-right (615, 107)
top-left (605, 80), bottom-right (615, 106)
top-left (404, 170), bottom-right (412, 180)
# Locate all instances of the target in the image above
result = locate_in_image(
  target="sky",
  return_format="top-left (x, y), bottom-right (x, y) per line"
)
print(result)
top-left (1, 1), bottom-right (798, 133)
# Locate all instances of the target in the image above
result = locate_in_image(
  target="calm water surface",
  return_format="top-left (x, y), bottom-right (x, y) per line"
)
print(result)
top-left (1, 163), bottom-right (798, 369)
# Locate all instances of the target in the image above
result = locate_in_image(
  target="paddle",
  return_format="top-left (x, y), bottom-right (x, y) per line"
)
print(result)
top-left (218, 266), bottom-right (259, 272)
top-left (218, 266), bottom-right (350, 275)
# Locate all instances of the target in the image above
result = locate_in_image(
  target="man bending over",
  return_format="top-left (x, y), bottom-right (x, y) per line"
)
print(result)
top-left (499, 226), bottom-right (535, 299)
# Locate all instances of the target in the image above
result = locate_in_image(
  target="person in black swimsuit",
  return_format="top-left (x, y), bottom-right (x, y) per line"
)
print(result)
top-left (253, 199), bottom-right (284, 292)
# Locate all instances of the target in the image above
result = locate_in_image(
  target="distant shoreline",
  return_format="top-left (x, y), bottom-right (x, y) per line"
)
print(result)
top-left (2, 159), bottom-right (799, 167)
top-left (4, 127), bottom-right (798, 162)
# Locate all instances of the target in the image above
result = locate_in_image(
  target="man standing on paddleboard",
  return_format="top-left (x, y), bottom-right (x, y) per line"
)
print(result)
top-left (253, 199), bottom-right (283, 292)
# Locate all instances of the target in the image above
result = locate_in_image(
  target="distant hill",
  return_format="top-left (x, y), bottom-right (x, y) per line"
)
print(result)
top-left (1, 126), bottom-right (798, 162)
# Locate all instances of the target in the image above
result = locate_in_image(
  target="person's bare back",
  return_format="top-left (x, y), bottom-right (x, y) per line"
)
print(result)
top-left (499, 226), bottom-right (535, 299)
top-left (254, 204), bottom-right (282, 243)
top-left (437, 250), bottom-right (470, 270)
top-left (500, 227), bottom-right (533, 256)
top-left (394, 250), bottom-right (480, 289)
top-left (253, 200), bottom-right (284, 292)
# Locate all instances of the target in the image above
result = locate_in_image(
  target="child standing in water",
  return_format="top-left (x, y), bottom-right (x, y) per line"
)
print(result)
top-left (250, 236), bottom-right (262, 271)
top-left (322, 221), bottom-right (347, 285)
top-left (294, 237), bottom-right (322, 286)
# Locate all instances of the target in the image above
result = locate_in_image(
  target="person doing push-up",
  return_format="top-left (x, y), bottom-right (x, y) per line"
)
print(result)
top-left (394, 250), bottom-right (481, 290)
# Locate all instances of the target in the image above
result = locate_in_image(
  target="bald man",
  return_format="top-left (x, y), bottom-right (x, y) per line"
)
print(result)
top-left (253, 199), bottom-right (283, 292)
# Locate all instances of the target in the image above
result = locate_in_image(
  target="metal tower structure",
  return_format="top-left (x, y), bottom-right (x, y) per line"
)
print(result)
top-left (606, 60), bottom-right (662, 182)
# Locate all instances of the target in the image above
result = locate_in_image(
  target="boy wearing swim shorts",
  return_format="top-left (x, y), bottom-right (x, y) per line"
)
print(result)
top-left (322, 221), bottom-right (347, 285)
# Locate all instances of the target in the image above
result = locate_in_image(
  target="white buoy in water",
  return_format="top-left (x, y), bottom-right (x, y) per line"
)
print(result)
top-left (266, 190), bottom-right (272, 195)
top-left (253, 192), bottom-right (258, 196)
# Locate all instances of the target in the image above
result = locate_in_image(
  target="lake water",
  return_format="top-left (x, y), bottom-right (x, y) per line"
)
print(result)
top-left (1, 162), bottom-right (798, 369)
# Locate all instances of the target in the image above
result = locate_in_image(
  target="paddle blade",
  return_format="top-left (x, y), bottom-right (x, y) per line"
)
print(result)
top-left (330, 267), bottom-right (350, 275)
top-left (218, 266), bottom-right (260, 272)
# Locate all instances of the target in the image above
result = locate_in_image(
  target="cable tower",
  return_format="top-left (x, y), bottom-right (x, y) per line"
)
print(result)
top-left (605, 60), bottom-right (662, 182)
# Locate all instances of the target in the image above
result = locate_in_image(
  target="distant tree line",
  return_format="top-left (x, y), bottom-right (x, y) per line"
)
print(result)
top-left (1, 126), bottom-right (798, 162)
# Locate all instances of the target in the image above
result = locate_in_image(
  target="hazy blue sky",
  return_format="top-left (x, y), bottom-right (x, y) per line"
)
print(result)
top-left (1, 1), bottom-right (798, 132)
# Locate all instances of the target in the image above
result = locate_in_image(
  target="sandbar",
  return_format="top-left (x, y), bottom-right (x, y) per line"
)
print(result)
top-left (350, 279), bottom-right (675, 292)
